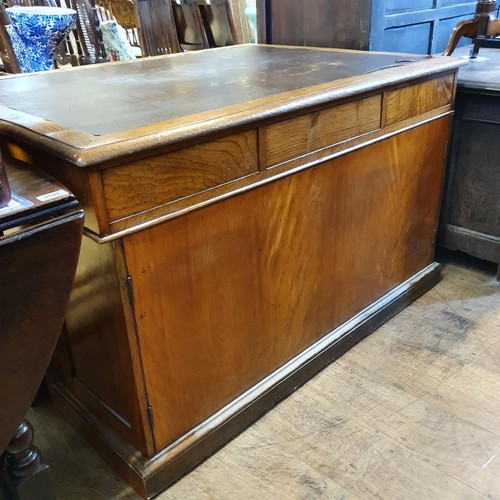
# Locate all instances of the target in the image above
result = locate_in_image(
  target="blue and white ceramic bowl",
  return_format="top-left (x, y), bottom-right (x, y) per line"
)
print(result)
top-left (6, 6), bottom-right (77, 72)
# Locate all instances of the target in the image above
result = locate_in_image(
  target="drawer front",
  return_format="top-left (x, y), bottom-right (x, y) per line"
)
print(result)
top-left (264, 95), bottom-right (382, 168)
top-left (386, 74), bottom-right (454, 126)
top-left (102, 131), bottom-right (258, 222)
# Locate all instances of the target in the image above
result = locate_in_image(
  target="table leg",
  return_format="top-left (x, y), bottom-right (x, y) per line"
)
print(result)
top-left (1, 419), bottom-right (56, 500)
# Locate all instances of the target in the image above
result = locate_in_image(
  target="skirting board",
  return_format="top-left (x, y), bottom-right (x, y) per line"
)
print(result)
top-left (439, 224), bottom-right (500, 266)
top-left (48, 262), bottom-right (442, 499)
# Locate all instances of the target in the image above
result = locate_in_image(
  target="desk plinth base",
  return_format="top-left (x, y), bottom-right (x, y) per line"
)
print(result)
top-left (48, 263), bottom-right (441, 499)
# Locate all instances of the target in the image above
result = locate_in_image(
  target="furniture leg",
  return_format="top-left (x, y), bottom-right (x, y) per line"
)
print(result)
top-left (2, 420), bottom-right (56, 500)
top-left (444, 18), bottom-right (479, 56)
top-left (444, 0), bottom-right (498, 56)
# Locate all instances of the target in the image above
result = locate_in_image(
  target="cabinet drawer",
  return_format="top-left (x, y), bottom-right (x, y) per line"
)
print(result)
top-left (386, 75), bottom-right (454, 126)
top-left (102, 131), bottom-right (258, 222)
top-left (264, 95), bottom-right (382, 168)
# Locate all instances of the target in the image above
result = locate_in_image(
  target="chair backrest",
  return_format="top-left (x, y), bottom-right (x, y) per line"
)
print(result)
top-left (135, 0), bottom-right (180, 56)
top-left (198, 0), bottom-right (238, 47)
top-left (71, 0), bottom-right (108, 64)
top-left (96, 0), bottom-right (140, 47)
top-left (173, 0), bottom-right (209, 51)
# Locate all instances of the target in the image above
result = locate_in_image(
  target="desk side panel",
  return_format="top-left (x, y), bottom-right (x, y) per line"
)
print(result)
top-left (50, 236), bottom-right (150, 455)
top-left (123, 116), bottom-right (451, 450)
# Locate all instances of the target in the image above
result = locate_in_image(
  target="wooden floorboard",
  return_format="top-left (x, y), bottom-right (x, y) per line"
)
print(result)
top-left (17, 249), bottom-right (500, 499)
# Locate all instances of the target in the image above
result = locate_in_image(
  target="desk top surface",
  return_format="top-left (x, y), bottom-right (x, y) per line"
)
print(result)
top-left (0, 45), bottom-right (464, 166)
top-left (455, 46), bottom-right (500, 91)
top-left (0, 45), bottom-right (429, 136)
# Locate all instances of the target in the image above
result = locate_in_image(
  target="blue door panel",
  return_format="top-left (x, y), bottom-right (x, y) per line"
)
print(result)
top-left (383, 23), bottom-right (432, 54)
top-left (385, 0), bottom-right (434, 14)
top-left (370, 0), bottom-right (479, 54)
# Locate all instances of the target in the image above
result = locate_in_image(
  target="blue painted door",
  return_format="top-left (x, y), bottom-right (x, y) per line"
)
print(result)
top-left (370, 0), bottom-right (499, 54)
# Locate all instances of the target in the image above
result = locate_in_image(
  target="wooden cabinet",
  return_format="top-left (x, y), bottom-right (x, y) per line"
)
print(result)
top-left (258, 0), bottom-right (494, 54)
top-left (0, 46), bottom-right (463, 498)
top-left (439, 47), bottom-right (500, 279)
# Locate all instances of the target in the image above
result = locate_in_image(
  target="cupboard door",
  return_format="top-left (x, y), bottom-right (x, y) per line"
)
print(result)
top-left (123, 117), bottom-right (451, 451)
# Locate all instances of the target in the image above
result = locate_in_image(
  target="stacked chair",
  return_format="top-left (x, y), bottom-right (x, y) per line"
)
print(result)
top-left (0, 0), bottom-right (239, 73)
top-left (130, 0), bottom-right (239, 57)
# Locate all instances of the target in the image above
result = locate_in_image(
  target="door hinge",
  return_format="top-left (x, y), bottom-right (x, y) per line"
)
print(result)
top-left (147, 405), bottom-right (154, 430)
top-left (126, 275), bottom-right (134, 305)
top-left (432, 227), bottom-right (438, 246)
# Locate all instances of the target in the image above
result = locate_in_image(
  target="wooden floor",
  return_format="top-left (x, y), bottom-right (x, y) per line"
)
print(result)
top-left (20, 250), bottom-right (500, 499)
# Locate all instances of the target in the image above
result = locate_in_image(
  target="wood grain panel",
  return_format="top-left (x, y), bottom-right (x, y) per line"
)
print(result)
top-left (123, 116), bottom-right (451, 451)
top-left (262, 0), bottom-right (372, 50)
top-left (386, 75), bottom-right (454, 126)
top-left (264, 95), bottom-right (381, 167)
top-left (52, 235), bottom-right (149, 455)
top-left (102, 131), bottom-right (258, 222)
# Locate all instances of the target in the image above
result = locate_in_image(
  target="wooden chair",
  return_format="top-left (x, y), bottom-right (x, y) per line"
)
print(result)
top-left (96, 0), bottom-right (140, 49)
top-left (172, 0), bottom-right (238, 51)
top-left (135, 0), bottom-right (180, 56)
top-left (198, 0), bottom-right (238, 47)
top-left (444, 0), bottom-right (500, 57)
top-left (172, 0), bottom-right (209, 51)
top-left (71, 0), bottom-right (108, 64)
top-left (0, 4), bottom-right (21, 73)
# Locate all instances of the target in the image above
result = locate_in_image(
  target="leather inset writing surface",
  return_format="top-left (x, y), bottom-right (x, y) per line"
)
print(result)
top-left (0, 45), bottom-right (427, 136)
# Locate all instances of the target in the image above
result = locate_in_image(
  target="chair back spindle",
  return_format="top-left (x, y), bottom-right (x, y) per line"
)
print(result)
top-left (71, 0), bottom-right (108, 63)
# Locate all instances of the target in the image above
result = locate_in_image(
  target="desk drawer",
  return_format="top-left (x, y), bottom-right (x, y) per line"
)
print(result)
top-left (102, 131), bottom-right (258, 222)
top-left (264, 95), bottom-right (382, 168)
top-left (386, 75), bottom-right (454, 126)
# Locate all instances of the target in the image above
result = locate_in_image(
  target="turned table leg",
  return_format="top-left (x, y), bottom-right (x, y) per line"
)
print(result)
top-left (1, 419), bottom-right (56, 500)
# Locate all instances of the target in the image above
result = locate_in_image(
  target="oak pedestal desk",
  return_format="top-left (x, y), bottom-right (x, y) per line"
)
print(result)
top-left (0, 46), bottom-right (464, 498)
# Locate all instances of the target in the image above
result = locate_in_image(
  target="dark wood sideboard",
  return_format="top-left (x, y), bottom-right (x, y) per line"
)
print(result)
top-left (439, 46), bottom-right (500, 279)
top-left (0, 45), bottom-right (464, 498)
